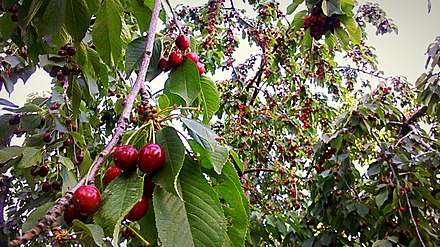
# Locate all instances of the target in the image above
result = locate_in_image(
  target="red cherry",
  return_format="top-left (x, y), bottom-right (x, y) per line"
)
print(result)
top-left (64, 138), bottom-right (72, 146)
top-left (66, 46), bottom-right (76, 56)
top-left (175, 34), bottom-right (190, 51)
top-left (303, 15), bottom-right (312, 28)
top-left (196, 62), bottom-right (205, 74)
top-left (11, 13), bottom-right (18, 22)
top-left (138, 144), bottom-right (166, 174)
top-left (42, 182), bottom-right (51, 192)
top-left (14, 127), bottom-right (22, 135)
top-left (43, 133), bottom-right (53, 143)
top-left (73, 185), bottom-right (101, 214)
top-left (399, 206), bottom-right (406, 213)
top-left (158, 57), bottom-right (172, 72)
top-left (113, 145), bottom-right (139, 171)
top-left (71, 66), bottom-right (81, 75)
top-left (143, 176), bottom-right (155, 198)
top-left (127, 195), bottom-right (149, 221)
top-left (62, 64), bottom-right (70, 75)
top-left (186, 52), bottom-right (199, 63)
top-left (39, 165), bottom-right (50, 177)
top-left (58, 49), bottom-right (67, 56)
top-left (65, 118), bottom-right (72, 125)
top-left (71, 125), bottom-right (77, 131)
top-left (52, 181), bottom-right (61, 190)
top-left (168, 51), bottom-right (183, 67)
top-left (64, 204), bottom-right (87, 225)
top-left (103, 166), bottom-right (122, 185)
top-left (76, 153), bottom-right (84, 161)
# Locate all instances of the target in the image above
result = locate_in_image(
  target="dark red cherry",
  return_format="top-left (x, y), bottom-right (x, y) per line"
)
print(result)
top-left (186, 52), bottom-right (199, 63)
top-left (168, 51), bottom-right (183, 67)
top-left (158, 57), bottom-right (172, 72)
top-left (143, 176), bottom-right (155, 198)
top-left (175, 34), bottom-right (190, 51)
top-left (113, 145), bottom-right (139, 171)
top-left (126, 195), bottom-right (149, 221)
top-left (138, 143), bottom-right (166, 174)
top-left (196, 62), bottom-right (205, 74)
top-left (73, 185), bottom-right (101, 214)
top-left (103, 166), bottom-right (122, 185)
top-left (64, 203), bottom-right (87, 225)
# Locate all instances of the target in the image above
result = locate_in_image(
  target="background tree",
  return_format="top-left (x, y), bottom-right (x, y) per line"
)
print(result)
top-left (0, 0), bottom-right (438, 247)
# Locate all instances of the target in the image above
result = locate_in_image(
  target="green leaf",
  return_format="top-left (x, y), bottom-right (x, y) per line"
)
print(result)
top-left (69, 131), bottom-right (86, 146)
top-left (39, 0), bottom-right (65, 36)
top-left (322, 0), bottom-right (341, 16)
top-left (72, 221), bottom-right (105, 246)
top-left (287, 0), bottom-right (304, 15)
top-left (215, 162), bottom-right (249, 247)
top-left (292, 10), bottom-right (307, 33)
top-left (339, 15), bottom-right (361, 45)
top-left (125, 37), bottom-right (161, 75)
top-left (166, 59), bottom-right (201, 106)
top-left (372, 240), bottom-right (393, 247)
top-left (229, 150), bottom-right (244, 174)
top-left (94, 172), bottom-right (143, 236)
top-left (188, 139), bottom-right (228, 175)
top-left (60, 167), bottom-right (77, 194)
top-left (126, 0), bottom-right (151, 33)
top-left (125, 36), bottom-right (148, 74)
top-left (20, 114), bottom-right (41, 131)
top-left (22, 202), bottom-right (55, 232)
top-left (153, 158), bottom-right (226, 247)
top-left (17, 147), bottom-right (42, 169)
top-left (154, 127), bottom-right (185, 197)
top-left (182, 118), bottom-right (219, 152)
top-left (138, 202), bottom-right (158, 243)
top-left (0, 146), bottom-right (25, 163)
top-left (334, 27), bottom-right (350, 50)
top-left (65, 0), bottom-right (90, 42)
top-left (158, 94), bottom-right (170, 110)
top-left (200, 75), bottom-right (220, 124)
top-left (91, 0), bottom-right (124, 66)
top-left (355, 203), bottom-right (369, 218)
top-left (375, 189), bottom-right (388, 209)
top-left (59, 156), bottom-right (75, 170)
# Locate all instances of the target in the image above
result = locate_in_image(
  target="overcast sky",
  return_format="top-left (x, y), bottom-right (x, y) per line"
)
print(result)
top-left (0, 0), bottom-right (438, 108)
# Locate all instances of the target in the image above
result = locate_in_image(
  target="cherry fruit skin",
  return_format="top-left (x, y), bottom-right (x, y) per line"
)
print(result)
top-left (43, 133), bottom-right (53, 143)
top-left (143, 176), bottom-right (155, 198)
top-left (186, 52), bottom-right (199, 63)
top-left (73, 185), bottom-right (101, 214)
top-left (113, 145), bottom-right (139, 171)
top-left (64, 204), bottom-right (87, 225)
top-left (168, 51), bottom-right (183, 67)
top-left (127, 195), bottom-right (149, 221)
top-left (138, 144), bottom-right (166, 174)
top-left (42, 181), bottom-right (51, 192)
top-left (158, 58), bottom-right (172, 72)
top-left (103, 165), bottom-right (122, 185)
top-left (196, 62), bottom-right (205, 74)
top-left (175, 34), bottom-right (190, 51)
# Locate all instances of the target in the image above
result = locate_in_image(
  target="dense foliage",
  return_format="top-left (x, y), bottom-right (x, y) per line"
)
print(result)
top-left (0, 0), bottom-right (439, 246)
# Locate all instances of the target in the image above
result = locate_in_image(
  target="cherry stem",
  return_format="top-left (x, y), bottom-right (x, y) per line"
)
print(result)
top-left (125, 224), bottom-right (151, 246)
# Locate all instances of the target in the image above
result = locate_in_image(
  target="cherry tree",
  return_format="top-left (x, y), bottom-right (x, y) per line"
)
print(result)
top-left (0, 0), bottom-right (438, 246)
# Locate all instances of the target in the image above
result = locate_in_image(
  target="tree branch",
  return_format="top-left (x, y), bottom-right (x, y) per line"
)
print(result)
top-left (8, 1), bottom-right (162, 245)
top-left (242, 168), bottom-right (276, 175)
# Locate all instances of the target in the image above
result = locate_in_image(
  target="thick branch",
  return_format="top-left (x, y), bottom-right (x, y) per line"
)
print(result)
top-left (8, 1), bottom-right (162, 246)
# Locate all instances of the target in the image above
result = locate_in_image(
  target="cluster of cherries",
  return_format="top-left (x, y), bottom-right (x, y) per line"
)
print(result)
top-left (64, 143), bottom-right (165, 225)
top-left (303, 6), bottom-right (341, 40)
top-left (2, 3), bottom-right (20, 22)
top-left (158, 34), bottom-right (205, 75)
top-left (48, 45), bottom-right (81, 81)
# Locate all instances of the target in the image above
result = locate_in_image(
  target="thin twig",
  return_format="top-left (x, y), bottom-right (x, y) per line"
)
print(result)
top-left (8, 1), bottom-right (162, 245)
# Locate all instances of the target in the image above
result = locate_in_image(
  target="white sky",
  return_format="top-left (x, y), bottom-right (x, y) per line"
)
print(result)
top-left (0, 0), bottom-right (438, 108)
